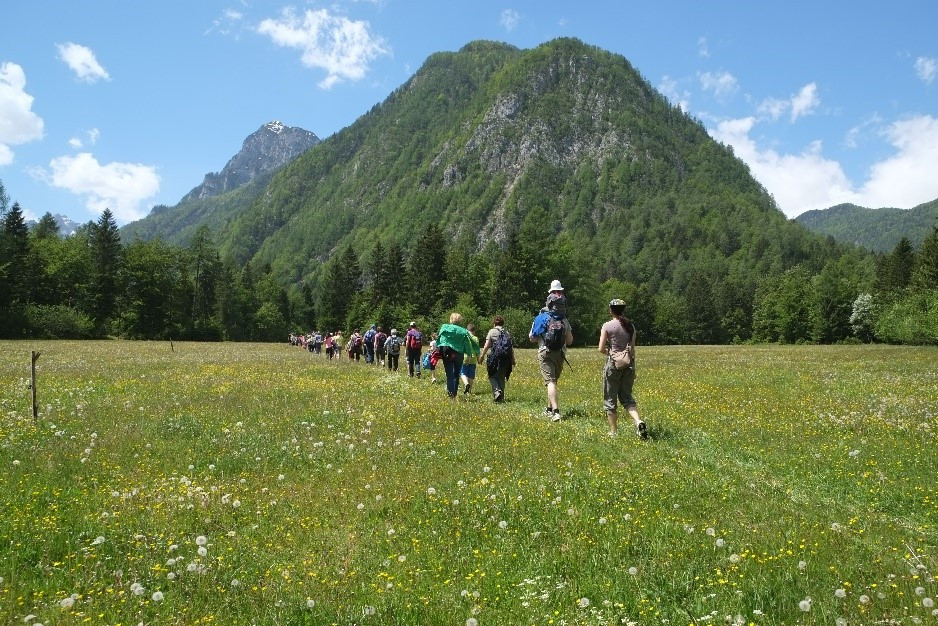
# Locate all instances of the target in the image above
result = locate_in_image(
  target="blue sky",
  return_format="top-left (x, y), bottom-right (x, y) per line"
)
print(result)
top-left (2, 1), bottom-right (936, 226)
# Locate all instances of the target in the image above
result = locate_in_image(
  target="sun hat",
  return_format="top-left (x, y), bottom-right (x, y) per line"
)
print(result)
top-left (609, 298), bottom-right (626, 307)
top-left (549, 279), bottom-right (564, 292)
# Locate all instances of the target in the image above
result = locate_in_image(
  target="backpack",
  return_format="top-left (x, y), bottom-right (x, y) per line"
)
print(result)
top-left (387, 336), bottom-right (402, 355)
top-left (486, 328), bottom-right (513, 373)
top-left (407, 330), bottom-right (423, 350)
top-left (544, 314), bottom-right (566, 352)
top-left (375, 332), bottom-right (387, 350)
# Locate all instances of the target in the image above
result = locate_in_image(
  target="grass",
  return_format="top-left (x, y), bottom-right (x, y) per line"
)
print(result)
top-left (0, 341), bottom-right (936, 625)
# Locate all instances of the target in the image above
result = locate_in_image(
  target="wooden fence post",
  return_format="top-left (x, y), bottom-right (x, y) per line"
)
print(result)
top-left (31, 351), bottom-right (41, 420)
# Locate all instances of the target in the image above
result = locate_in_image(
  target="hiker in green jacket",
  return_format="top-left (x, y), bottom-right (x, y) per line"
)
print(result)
top-left (436, 312), bottom-right (480, 399)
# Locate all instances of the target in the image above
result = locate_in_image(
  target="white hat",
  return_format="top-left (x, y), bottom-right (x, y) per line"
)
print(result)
top-left (549, 279), bottom-right (564, 292)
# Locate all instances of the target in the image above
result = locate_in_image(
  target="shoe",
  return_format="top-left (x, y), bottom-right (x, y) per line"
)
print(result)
top-left (636, 421), bottom-right (648, 440)
top-left (543, 407), bottom-right (554, 418)
top-left (551, 410), bottom-right (562, 423)
top-left (607, 431), bottom-right (618, 438)
top-left (493, 389), bottom-right (502, 403)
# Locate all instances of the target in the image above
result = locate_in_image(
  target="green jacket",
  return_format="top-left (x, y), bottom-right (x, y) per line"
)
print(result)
top-left (436, 323), bottom-right (479, 357)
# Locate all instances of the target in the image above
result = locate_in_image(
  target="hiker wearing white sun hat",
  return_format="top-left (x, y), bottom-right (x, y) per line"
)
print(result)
top-left (529, 279), bottom-right (573, 422)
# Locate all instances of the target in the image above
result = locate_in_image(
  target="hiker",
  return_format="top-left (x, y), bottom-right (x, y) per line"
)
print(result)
top-left (324, 332), bottom-right (335, 359)
top-left (363, 325), bottom-right (377, 364)
top-left (598, 298), bottom-right (647, 439)
top-left (405, 321), bottom-right (424, 378)
top-left (460, 324), bottom-right (480, 395)
top-left (437, 313), bottom-right (480, 399)
top-left (424, 332), bottom-right (439, 383)
top-left (478, 314), bottom-right (515, 402)
top-left (529, 280), bottom-right (573, 421)
top-left (374, 326), bottom-right (388, 366)
top-left (333, 331), bottom-right (344, 360)
top-left (385, 329), bottom-right (404, 371)
top-left (349, 329), bottom-right (363, 361)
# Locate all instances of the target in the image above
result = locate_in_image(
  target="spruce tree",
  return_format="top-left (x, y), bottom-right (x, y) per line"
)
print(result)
top-left (89, 209), bottom-right (124, 334)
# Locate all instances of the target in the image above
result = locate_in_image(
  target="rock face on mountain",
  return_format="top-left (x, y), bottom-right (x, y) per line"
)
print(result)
top-left (181, 121), bottom-right (319, 202)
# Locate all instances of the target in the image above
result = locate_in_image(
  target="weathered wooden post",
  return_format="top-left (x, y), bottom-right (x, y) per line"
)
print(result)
top-left (31, 351), bottom-right (41, 420)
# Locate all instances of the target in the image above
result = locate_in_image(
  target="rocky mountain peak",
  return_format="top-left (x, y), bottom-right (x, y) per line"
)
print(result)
top-left (182, 121), bottom-right (320, 202)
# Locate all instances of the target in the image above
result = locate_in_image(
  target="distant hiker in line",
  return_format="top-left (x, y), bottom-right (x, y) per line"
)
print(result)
top-left (405, 321), bottom-right (424, 378)
top-left (333, 331), bottom-right (344, 360)
top-left (529, 280), bottom-right (573, 422)
top-left (478, 314), bottom-right (515, 403)
top-left (324, 332), bottom-right (335, 359)
top-left (437, 313), bottom-right (480, 399)
top-left (385, 328), bottom-right (404, 371)
top-left (363, 324), bottom-right (377, 364)
top-left (424, 332), bottom-right (440, 383)
top-left (598, 298), bottom-right (647, 440)
top-left (374, 326), bottom-right (388, 367)
top-left (349, 329), bottom-right (363, 361)
top-left (460, 323), bottom-right (480, 395)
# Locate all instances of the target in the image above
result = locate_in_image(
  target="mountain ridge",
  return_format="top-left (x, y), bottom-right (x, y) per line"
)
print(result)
top-left (796, 199), bottom-right (938, 252)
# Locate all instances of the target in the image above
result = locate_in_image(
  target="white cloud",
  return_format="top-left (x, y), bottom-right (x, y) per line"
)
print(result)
top-left (257, 7), bottom-right (389, 89)
top-left (56, 43), bottom-right (110, 83)
top-left (697, 37), bottom-right (710, 58)
top-left (790, 82), bottom-right (820, 122)
top-left (844, 114), bottom-right (882, 149)
top-left (45, 152), bottom-right (160, 223)
top-left (500, 9), bottom-right (520, 31)
top-left (68, 137), bottom-right (83, 149)
top-left (67, 128), bottom-right (100, 150)
top-left (757, 97), bottom-right (788, 122)
top-left (710, 113), bottom-right (938, 216)
top-left (698, 71), bottom-right (738, 102)
top-left (658, 75), bottom-right (690, 112)
top-left (205, 9), bottom-right (244, 36)
top-left (915, 56), bottom-right (937, 84)
top-left (859, 115), bottom-right (938, 208)
top-left (0, 62), bottom-right (44, 165)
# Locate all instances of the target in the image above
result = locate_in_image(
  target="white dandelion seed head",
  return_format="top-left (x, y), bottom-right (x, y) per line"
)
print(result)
top-left (628, 566), bottom-right (638, 575)
top-left (197, 546), bottom-right (207, 557)
top-left (706, 527), bottom-right (716, 536)
top-left (397, 555), bottom-right (407, 563)
top-left (729, 554), bottom-right (741, 564)
top-left (307, 599), bottom-right (316, 608)
top-left (166, 572), bottom-right (175, 580)
top-left (231, 579), bottom-right (241, 587)
top-left (835, 588), bottom-right (847, 598)
top-left (577, 597), bottom-right (590, 608)
top-left (859, 594), bottom-right (870, 604)
top-left (836, 618), bottom-right (847, 626)
top-left (195, 535), bottom-right (208, 546)
top-left (151, 591), bottom-right (164, 602)
top-left (715, 538), bottom-right (725, 548)
top-left (466, 619), bottom-right (478, 626)
top-left (916, 587), bottom-right (926, 596)
top-left (923, 597), bottom-right (934, 608)
top-left (798, 560), bottom-right (807, 571)
top-left (427, 487), bottom-right (436, 496)
top-left (798, 598), bottom-right (812, 611)
top-left (59, 597), bottom-right (75, 608)
top-left (363, 605), bottom-right (376, 616)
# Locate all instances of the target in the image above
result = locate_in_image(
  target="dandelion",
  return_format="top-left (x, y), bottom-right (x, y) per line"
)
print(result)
top-left (167, 573), bottom-right (176, 580)
top-left (397, 555), bottom-right (407, 563)
top-left (232, 499), bottom-right (241, 508)
top-left (91, 536), bottom-right (105, 546)
top-left (59, 597), bottom-right (75, 608)
top-left (706, 527), bottom-right (716, 536)
top-left (729, 554), bottom-right (741, 564)
top-left (130, 582), bottom-right (145, 596)
top-left (798, 598), bottom-right (811, 611)
top-left (498, 520), bottom-right (508, 530)
top-left (363, 605), bottom-right (376, 616)
top-left (152, 591), bottom-right (164, 602)
top-left (715, 538), bottom-right (725, 548)
top-left (923, 598), bottom-right (934, 608)
top-left (798, 560), bottom-right (807, 571)
top-left (835, 588), bottom-right (847, 598)
top-left (198, 546), bottom-right (208, 557)
top-left (859, 595), bottom-right (870, 604)
top-left (427, 487), bottom-right (436, 496)
top-left (231, 579), bottom-right (241, 587)
top-left (466, 619), bottom-right (478, 626)
top-left (196, 535), bottom-right (208, 546)
top-left (307, 599), bottom-right (316, 608)
top-left (357, 503), bottom-right (365, 511)
top-left (598, 517), bottom-right (607, 525)
top-left (916, 587), bottom-right (926, 596)
top-left (628, 567), bottom-right (638, 575)
top-left (577, 597), bottom-right (590, 608)
top-left (836, 618), bottom-right (847, 626)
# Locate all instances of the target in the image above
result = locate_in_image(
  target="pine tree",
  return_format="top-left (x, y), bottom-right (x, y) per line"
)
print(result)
top-left (406, 223), bottom-right (446, 316)
top-left (32, 213), bottom-right (61, 239)
top-left (88, 209), bottom-right (124, 334)
top-left (911, 227), bottom-right (938, 290)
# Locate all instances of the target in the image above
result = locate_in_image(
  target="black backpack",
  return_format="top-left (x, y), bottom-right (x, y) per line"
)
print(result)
top-left (544, 314), bottom-right (566, 351)
top-left (486, 328), bottom-right (512, 373)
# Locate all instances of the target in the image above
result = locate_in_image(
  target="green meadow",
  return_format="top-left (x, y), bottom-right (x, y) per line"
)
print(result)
top-left (1, 341), bottom-right (936, 625)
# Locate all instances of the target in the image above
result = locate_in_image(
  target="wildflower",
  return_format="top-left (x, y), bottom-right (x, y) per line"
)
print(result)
top-left (577, 597), bottom-right (590, 608)
top-left (397, 555), bottom-right (407, 563)
top-left (427, 487), bottom-right (436, 496)
top-left (715, 538), bottom-right (725, 548)
top-left (231, 579), bottom-right (241, 587)
top-left (91, 536), bottom-right (105, 546)
top-left (130, 582), bottom-right (145, 596)
top-left (628, 567), bottom-right (638, 575)
top-left (798, 598), bottom-right (811, 611)
top-left (278, 474), bottom-right (285, 481)
top-left (195, 535), bottom-right (208, 546)
top-left (729, 554), bottom-right (741, 564)
top-left (152, 591), bottom-right (164, 602)
top-left (307, 599), bottom-right (316, 608)
top-left (466, 619), bottom-right (478, 626)
top-left (357, 503), bottom-right (365, 511)
top-left (798, 560), bottom-right (807, 571)
top-left (859, 595), bottom-right (870, 604)
top-left (923, 598), bottom-right (934, 608)
top-left (835, 588), bottom-right (847, 598)
top-left (706, 527), bottom-right (716, 536)
top-left (59, 597), bottom-right (75, 608)
top-left (167, 573), bottom-right (176, 580)
top-left (498, 520), bottom-right (508, 530)
top-left (198, 547), bottom-right (208, 557)
top-left (836, 619), bottom-right (847, 626)
top-left (916, 587), bottom-right (926, 596)
top-left (598, 517), bottom-right (607, 525)
top-left (363, 605), bottom-right (376, 616)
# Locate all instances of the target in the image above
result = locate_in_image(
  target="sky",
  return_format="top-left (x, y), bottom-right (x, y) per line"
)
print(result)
top-left (1, 1), bottom-right (937, 226)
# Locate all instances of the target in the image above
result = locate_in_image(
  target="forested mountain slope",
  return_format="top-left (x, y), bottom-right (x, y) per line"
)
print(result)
top-left (796, 199), bottom-right (938, 252)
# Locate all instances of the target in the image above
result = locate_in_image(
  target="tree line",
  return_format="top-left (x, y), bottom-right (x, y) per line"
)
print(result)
top-left (2, 181), bottom-right (936, 344)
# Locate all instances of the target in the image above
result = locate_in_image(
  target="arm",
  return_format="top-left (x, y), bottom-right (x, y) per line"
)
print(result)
top-left (479, 337), bottom-right (493, 362)
top-left (565, 320), bottom-right (573, 347)
top-left (598, 326), bottom-right (609, 355)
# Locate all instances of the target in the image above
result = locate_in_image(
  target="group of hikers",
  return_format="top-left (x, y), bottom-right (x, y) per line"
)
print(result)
top-left (288, 280), bottom-right (648, 440)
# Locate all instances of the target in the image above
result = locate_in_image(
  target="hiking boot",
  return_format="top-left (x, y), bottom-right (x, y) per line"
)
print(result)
top-left (551, 410), bottom-right (562, 423)
top-left (543, 407), bottom-right (554, 418)
top-left (493, 389), bottom-right (502, 402)
top-left (636, 421), bottom-right (648, 440)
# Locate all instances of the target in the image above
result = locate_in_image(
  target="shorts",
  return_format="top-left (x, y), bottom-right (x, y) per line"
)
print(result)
top-left (537, 348), bottom-right (565, 384)
top-left (460, 362), bottom-right (477, 378)
top-left (603, 360), bottom-right (637, 412)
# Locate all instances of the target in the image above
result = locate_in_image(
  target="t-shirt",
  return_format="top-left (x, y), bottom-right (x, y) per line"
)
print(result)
top-left (463, 334), bottom-right (480, 359)
top-left (601, 318), bottom-right (634, 354)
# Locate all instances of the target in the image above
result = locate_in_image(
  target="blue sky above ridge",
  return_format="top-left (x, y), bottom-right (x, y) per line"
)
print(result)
top-left (1, 1), bottom-right (936, 225)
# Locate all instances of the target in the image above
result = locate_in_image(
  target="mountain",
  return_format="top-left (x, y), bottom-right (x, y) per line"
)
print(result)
top-left (121, 121), bottom-right (319, 244)
top-left (26, 213), bottom-right (82, 236)
top-left (795, 199), bottom-right (938, 253)
top-left (128, 38), bottom-right (848, 300)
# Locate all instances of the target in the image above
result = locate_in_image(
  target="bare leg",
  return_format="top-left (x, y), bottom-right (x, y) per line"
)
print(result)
top-left (606, 410), bottom-right (618, 435)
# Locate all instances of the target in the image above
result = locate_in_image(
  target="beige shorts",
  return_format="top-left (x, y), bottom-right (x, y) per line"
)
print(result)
top-left (537, 348), bottom-right (565, 384)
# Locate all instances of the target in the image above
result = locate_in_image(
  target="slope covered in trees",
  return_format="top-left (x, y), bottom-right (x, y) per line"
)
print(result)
top-left (796, 199), bottom-right (938, 252)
